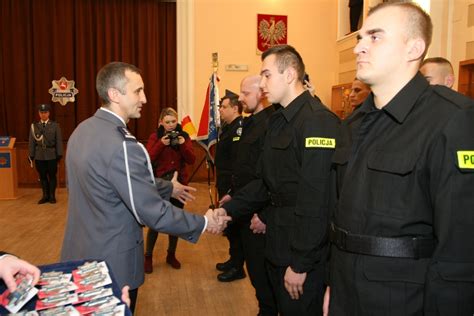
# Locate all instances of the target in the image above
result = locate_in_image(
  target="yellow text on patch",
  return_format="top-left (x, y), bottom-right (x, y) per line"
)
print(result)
top-left (233, 137), bottom-right (240, 142)
top-left (305, 137), bottom-right (336, 148)
top-left (457, 151), bottom-right (474, 169)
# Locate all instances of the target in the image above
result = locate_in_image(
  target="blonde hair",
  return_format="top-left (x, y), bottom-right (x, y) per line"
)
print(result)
top-left (159, 107), bottom-right (178, 121)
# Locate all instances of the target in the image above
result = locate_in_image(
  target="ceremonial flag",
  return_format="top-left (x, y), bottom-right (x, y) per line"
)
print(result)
top-left (181, 115), bottom-right (197, 137)
top-left (196, 73), bottom-right (220, 161)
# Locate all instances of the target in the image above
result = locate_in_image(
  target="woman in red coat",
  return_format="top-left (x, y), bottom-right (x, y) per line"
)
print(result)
top-left (144, 108), bottom-right (196, 273)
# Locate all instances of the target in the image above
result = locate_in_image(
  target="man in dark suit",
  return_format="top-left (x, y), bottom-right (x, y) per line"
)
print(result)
top-left (61, 62), bottom-right (228, 313)
top-left (28, 103), bottom-right (63, 204)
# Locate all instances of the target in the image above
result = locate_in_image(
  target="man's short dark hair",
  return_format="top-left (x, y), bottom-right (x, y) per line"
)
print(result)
top-left (261, 45), bottom-right (306, 82)
top-left (96, 62), bottom-right (141, 105)
top-left (421, 57), bottom-right (453, 71)
top-left (368, 1), bottom-right (432, 60)
top-left (221, 96), bottom-right (243, 114)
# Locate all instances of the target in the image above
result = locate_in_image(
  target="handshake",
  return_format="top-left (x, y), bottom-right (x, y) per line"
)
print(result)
top-left (204, 208), bottom-right (232, 234)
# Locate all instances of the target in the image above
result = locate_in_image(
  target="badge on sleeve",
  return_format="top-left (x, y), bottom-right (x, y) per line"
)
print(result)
top-left (457, 151), bottom-right (474, 169)
top-left (117, 126), bottom-right (137, 142)
top-left (305, 137), bottom-right (335, 149)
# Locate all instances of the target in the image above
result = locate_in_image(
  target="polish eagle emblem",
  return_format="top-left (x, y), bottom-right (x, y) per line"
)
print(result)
top-left (258, 17), bottom-right (287, 49)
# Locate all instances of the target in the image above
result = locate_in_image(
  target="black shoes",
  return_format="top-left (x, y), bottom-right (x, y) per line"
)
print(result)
top-left (216, 259), bottom-right (234, 272)
top-left (217, 267), bottom-right (246, 282)
top-left (38, 196), bottom-right (49, 204)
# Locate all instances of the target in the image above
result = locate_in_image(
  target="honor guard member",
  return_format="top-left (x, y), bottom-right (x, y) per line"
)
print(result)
top-left (214, 89), bottom-right (245, 282)
top-left (28, 103), bottom-right (63, 204)
top-left (216, 45), bottom-right (340, 315)
top-left (61, 62), bottom-right (228, 313)
top-left (325, 3), bottom-right (474, 315)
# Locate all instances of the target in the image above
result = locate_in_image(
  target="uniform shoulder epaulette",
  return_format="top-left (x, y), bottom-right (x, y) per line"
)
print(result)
top-left (432, 86), bottom-right (474, 109)
top-left (117, 126), bottom-right (137, 142)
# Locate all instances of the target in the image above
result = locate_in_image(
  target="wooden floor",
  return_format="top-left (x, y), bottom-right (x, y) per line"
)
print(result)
top-left (0, 184), bottom-right (259, 315)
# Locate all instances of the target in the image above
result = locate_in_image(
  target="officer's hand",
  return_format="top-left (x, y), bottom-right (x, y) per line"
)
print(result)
top-left (204, 208), bottom-right (231, 234)
top-left (323, 286), bottom-right (330, 316)
top-left (171, 171), bottom-right (196, 204)
top-left (178, 136), bottom-right (185, 145)
top-left (284, 266), bottom-right (306, 300)
top-left (250, 213), bottom-right (266, 234)
top-left (218, 194), bottom-right (232, 207)
top-left (121, 285), bottom-right (131, 307)
top-left (161, 135), bottom-right (170, 146)
top-left (0, 255), bottom-right (40, 292)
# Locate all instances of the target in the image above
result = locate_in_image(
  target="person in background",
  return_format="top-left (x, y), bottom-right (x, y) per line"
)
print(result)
top-left (349, 0), bottom-right (364, 33)
top-left (214, 90), bottom-right (245, 283)
top-left (28, 103), bottom-right (63, 204)
top-left (144, 107), bottom-right (196, 273)
top-left (348, 78), bottom-right (371, 110)
top-left (420, 56), bottom-right (455, 88)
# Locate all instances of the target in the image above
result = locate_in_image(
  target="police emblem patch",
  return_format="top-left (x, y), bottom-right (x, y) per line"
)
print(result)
top-left (48, 77), bottom-right (79, 106)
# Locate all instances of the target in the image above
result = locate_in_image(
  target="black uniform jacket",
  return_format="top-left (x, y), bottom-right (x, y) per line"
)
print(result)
top-left (330, 73), bottom-right (474, 315)
top-left (224, 91), bottom-right (340, 272)
top-left (215, 116), bottom-right (242, 195)
top-left (230, 105), bottom-right (275, 223)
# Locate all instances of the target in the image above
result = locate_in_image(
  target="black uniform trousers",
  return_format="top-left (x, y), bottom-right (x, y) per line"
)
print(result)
top-left (218, 186), bottom-right (245, 270)
top-left (35, 159), bottom-right (58, 194)
top-left (240, 223), bottom-right (277, 316)
top-left (266, 260), bottom-right (325, 316)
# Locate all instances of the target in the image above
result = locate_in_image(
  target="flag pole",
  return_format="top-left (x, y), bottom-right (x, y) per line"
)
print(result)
top-left (206, 53), bottom-right (219, 209)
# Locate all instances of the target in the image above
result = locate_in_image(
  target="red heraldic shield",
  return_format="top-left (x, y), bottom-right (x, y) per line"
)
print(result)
top-left (257, 14), bottom-right (288, 54)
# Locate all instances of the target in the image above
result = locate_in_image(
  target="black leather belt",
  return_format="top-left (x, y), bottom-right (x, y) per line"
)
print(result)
top-left (330, 223), bottom-right (435, 259)
top-left (268, 192), bottom-right (296, 207)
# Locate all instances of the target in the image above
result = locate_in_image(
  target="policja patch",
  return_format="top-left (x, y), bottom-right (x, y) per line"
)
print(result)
top-left (305, 137), bottom-right (336, 148)
top-left (457, 151), bottom-right (474, 169)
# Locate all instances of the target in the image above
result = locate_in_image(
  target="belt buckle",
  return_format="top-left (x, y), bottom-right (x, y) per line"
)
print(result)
top-left (332, 223), bottom-right (348, 250)
top-left (338, 227), bottom-right (348, 250)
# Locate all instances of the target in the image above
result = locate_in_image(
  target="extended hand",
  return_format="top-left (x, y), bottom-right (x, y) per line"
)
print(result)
top-left (250, 213), bottom-right (266, 234)
top-left (0, 255), bottom-right (40, 292)
top-left (171, 171), bottom-right (196, 204)
top-left (284, 266), bottom-right (307, 300)
top-left (204, 208), bottom-right (231, 234)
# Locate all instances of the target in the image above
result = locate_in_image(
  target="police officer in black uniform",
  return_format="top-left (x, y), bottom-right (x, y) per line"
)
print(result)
top-left (28, 103), bottom-right (63, 204)
top-left (325, 3), bottom-right (474, 315)
top-left (215, 45), bottom-right (339, 315)
top-left (214, 90), bottom-right (245, 282)
top-left (220, 75), bottom-right (277, 315)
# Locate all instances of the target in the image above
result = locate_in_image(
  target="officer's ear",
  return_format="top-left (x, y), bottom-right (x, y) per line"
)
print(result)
top-left (406, 37), bottom-right (425, 63)
top-left (108, 87), bottom-right (122, 104)
top-left (285, 66), bottom-right (298, 85)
